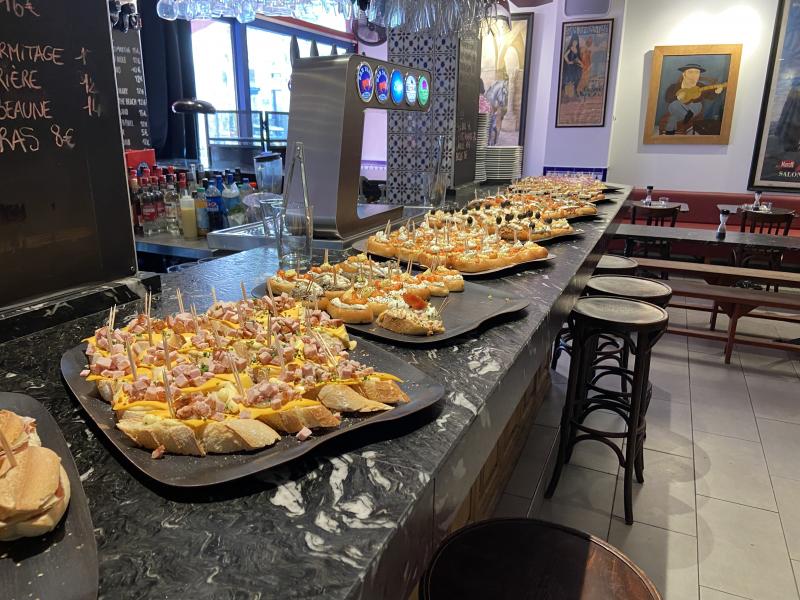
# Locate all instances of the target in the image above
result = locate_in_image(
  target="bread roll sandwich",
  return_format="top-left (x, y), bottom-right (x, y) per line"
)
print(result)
top-left (0, 445), bottom-right (71, 541)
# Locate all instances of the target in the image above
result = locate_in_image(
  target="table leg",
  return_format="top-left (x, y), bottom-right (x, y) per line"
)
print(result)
top-left (725, 304), bottom-right (741, 364)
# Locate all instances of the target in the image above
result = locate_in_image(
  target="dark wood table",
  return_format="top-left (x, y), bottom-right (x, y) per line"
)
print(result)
top-left (717, 203), bottom-right (796, 217)
top-left (614, 224), bottom-right (800, 252)
top-left (625, 200), bottom-right (690, 212)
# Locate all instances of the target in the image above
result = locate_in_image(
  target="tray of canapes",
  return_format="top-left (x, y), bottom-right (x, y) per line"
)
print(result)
top-left (507, 176), bottom-right (610, 203)
top-left (0, 394), bottom-right (98, 600)
top-left (253, 254), bottom-right (529, 345)
top-left (60, 292), bottom-right (445, 487)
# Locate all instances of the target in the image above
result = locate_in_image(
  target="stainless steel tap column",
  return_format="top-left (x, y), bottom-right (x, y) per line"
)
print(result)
top-left (285, 54), bottom-right (432, 239)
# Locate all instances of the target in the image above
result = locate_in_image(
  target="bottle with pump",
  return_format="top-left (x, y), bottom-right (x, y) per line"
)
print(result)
top-left (644, 185), bottom-right (654, 206)
top-left (752, 191), bottom-right (762, 210)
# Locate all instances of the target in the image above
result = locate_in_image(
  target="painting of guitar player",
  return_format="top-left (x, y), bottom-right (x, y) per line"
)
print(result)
top-left (643, 44), bottom-right (742, 145)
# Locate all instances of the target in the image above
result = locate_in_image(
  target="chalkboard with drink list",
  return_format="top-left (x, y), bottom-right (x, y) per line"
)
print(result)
top-left (0, 0), bottom-right (136, 307)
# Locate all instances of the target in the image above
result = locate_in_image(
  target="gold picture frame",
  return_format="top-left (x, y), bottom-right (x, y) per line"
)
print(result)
top-left (643, 44), bottom-right (742, 145)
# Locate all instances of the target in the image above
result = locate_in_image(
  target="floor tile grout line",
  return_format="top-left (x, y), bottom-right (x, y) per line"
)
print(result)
top-left (695, 493), bottom-right (778, 514)
top-left (742, 357), bottom-right (800, 600)
top-left (701, 585), bottom-right (754, 600)
top-left (608, 513), bottom-right (698, 539)
top-left (687, 333), bottom-right (704, 600)
top-left (691, 427), bottom-right (762, 444)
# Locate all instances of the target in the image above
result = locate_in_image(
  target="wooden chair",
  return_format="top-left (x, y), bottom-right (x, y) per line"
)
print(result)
top-left (626, 205), bottom-right (681, 273)
top-left (733, 210), bottom-right (794, 287)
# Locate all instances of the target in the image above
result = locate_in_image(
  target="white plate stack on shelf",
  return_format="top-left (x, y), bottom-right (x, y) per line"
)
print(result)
top-left (484, 145), bottom-right (523, 181)
top-left (474, 113), bottom-right (489, 183)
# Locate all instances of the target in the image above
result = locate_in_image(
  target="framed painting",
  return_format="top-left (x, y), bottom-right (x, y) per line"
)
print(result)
top-left (555, 18), bottom-right (614, 128)
top-left (643, 44), bottom-right (742, 145)
top-left (479, 14), bottom-right (534, 146)
top-left (750, 0), bottom-right (800, 192)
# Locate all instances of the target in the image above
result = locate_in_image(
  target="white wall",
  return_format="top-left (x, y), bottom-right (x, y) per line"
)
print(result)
top-left (607, 0), bottom-right (780, 191)
top-left (518, 0), bottom-right (625, 176)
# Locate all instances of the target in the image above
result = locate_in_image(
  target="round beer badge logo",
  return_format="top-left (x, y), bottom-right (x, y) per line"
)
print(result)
top-left (374, 66), bottom-right (389, 103)
top-left (356, 62), bottom-right (374, 102)
top-left (390, 69), bottom-right (404, 105)
top-left (418, 75), bottom-right (430, 106)
top-left (405, 73), bottom-right (417, 105)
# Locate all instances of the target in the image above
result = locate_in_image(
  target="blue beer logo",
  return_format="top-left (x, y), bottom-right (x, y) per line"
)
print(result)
top-left (357, 62), bottom-right (374, 102)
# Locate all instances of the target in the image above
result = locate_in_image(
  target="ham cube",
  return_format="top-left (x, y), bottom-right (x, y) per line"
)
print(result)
top-left (174, 374), bottom-right (189, 388)
top-left (295, 427), bottom-right (312, 441)
top-left (94, 356), bottom-right (113, 370)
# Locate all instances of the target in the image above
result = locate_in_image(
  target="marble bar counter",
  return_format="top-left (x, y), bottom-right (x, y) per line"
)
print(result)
top-left (0, 187), bottom-right (630, 599)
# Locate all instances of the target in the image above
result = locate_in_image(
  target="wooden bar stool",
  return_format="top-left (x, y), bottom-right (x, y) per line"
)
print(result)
top-left (420, 518), bottom-right (661, 600)
top-left (546, 297), bottom-right (669, 524)
top-left (595, 254), bottom-right (639, 275)
top-left (550, 256), bottom-right (638, 370)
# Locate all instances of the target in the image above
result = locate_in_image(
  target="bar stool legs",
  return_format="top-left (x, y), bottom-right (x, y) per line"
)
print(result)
top-left (546, 297), bottom-right (668, 525)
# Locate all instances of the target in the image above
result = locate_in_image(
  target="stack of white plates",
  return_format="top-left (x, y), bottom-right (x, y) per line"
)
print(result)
top-left (484, 145), bottom-right (522, 181)
top-left (475, 113), bottom-right (489, 183)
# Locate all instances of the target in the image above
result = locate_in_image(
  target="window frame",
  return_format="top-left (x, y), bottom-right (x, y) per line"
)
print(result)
top-left (200, 16), bottom-right (356, 139)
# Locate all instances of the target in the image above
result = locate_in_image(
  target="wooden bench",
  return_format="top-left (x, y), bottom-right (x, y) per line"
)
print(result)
top-left (651, 279), bottom-right (800, 363)
top-left (634, 257), bottom-right (800, 289)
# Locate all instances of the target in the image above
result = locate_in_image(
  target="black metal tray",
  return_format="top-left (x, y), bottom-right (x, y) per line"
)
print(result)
top-left (253, 281), bottom-right (528, 346)
top-left (0, 393), bottom-right (98, 600)
top-left (60, 341), bottom-right (445, 488)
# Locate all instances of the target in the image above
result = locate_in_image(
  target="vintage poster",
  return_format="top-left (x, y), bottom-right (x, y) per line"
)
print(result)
top-left (643, 44), bottom-right (741, 145)
top-left (555, 19), bottom-right (614, 128)
top-left (750, 0), bottom-right (800, 191)
top-left (479, 15), bottom-right (533, 146)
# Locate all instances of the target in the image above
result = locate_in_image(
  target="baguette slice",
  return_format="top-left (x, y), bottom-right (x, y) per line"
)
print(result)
top-left (360, 379), bottom-right (410, 405)
top-left (117, 416), bottom-right (206, 456)
top-left (326, 299), bottom-right (374, 324)
top-left (201, 419), bottom-right (281, 453)
top-left (366, 237), bottom-right (395, 258)
top-left (257, 403), bottom-right (341, 434)
top-left (317, 384), bottom-right (392, 413)
top-left (376, 308), bottom-right (444, 336)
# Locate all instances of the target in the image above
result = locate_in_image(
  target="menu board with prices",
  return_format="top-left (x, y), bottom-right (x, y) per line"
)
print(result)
top-left (0, 0), bottom-right (136, 307)
top-left (112, 27), bottom-right (150, 150)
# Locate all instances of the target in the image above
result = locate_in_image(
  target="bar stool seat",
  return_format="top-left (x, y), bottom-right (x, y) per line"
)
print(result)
top-left (595, 254), bottom-right (638, 275)
top-left (547, 296), bottom-right (669, 524)
top-left (420, 518), bottom-right (662, 600)
top-left (586, 275), bottom-right (672, 307)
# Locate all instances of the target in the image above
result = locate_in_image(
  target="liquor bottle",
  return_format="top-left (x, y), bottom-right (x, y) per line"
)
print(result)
top-left (194, 187), bottom-right (209, 237)
top-left (128, 171), bottom-right (143, 236)
top-left (234, 168), bottom-right (242, 184)
top-left (163, 174), bottom-right (181, 235)
top-left (141, 178), bottom-right (159, 236)
top-left (179, 181), bottom-right (198, 240)
top-left (155, 175), bottom-right (167, 233)
top-left (205, 177), bottom-right (224, 232)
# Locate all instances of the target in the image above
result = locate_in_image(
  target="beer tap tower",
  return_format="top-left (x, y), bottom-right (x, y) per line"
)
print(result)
top-left (285, 54), bottom-right (432, 240)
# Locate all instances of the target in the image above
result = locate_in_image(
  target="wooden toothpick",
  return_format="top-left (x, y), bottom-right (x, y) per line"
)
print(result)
top-left (228, 352), bottom-right (244, 396)
top-left (162, 330), bottom-right (171, 370)
top-left (0, 429), bottom-right (17, 468)
top-left (176, 289), bottom-right (185, 314)
top-left (211, 286), bottom-right (218, 305)
top-left (240, 281), bottom-right (248, 301)
top-left (266, 280), bottom-right (278, 317)
top-left (126, 339), bottom-right (138, 380)
top-left (162, 371), bottom-right (175, 418)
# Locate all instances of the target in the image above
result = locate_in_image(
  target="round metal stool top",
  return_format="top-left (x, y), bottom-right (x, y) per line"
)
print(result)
top-left (420, 518), bottom-right (661, 600)
top-left (587, 275), bottom-right (672, 306)
top-left (595, 254), bottom-right (638, 274)
top-left (573, 296), bottom-right (668, 330)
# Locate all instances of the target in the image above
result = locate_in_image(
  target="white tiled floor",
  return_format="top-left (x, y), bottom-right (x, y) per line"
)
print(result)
top-left (495, 299), bottom-right (800, 600)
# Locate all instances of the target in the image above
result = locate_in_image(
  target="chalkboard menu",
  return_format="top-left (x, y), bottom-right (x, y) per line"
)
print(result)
top-left (0, 0), bottom-right (136, 307)
top-left (452, 35), bottom-right (480, 188)
top-left (112, 28), bottom-right (150, 150)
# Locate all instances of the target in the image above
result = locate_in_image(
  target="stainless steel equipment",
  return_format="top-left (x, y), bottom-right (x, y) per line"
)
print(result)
top-left (285, 54), bottom-right (432, 239)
